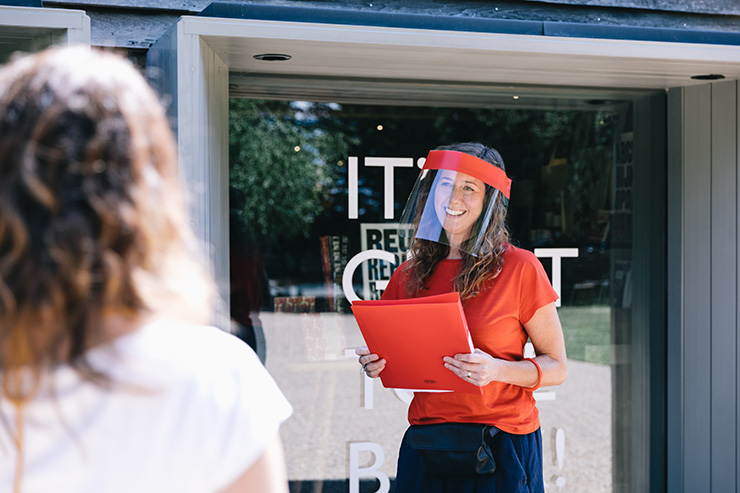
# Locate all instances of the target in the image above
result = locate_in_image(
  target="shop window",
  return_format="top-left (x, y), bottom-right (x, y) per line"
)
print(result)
top-left (229, 98), bottom-right (638, 492)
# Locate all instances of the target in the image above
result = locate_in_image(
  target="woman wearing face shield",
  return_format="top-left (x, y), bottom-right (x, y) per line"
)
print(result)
top-left (356, 142), bottom-right (568, 492)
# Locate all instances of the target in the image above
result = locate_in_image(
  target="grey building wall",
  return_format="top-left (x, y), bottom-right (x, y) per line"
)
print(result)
top-left (667, 81), bottom-right (740, 493)
top-left (34, 0), bottom-right (740, 53)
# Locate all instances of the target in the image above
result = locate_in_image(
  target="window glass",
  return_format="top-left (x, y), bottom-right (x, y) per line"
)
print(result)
top-left (229, 99), bottom-right (633, 492)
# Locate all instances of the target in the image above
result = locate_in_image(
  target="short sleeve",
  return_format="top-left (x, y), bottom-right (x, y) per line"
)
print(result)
top-left (208, 336), bottom-right (293, 491)
top-left (380, 260), bottom-right (410, 300)
top-left (518, 251), bottom-right (559, 325)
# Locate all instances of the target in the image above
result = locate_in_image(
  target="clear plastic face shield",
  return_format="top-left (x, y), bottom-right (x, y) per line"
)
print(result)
top-left (399, 150), bottom-right (512, 257)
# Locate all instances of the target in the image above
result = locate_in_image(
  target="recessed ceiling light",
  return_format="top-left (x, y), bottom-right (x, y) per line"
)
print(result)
top-left (691, 74), bottom-right (725, 80)
top-left (253, 53), bottom-right (292, 62)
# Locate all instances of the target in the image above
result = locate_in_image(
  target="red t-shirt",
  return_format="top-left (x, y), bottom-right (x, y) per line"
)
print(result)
top-left (381, 244), bottom-right (558, 434)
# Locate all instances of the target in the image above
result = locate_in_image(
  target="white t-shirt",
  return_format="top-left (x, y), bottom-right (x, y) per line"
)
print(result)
top-left (0, 322), bottom-right (292, 492)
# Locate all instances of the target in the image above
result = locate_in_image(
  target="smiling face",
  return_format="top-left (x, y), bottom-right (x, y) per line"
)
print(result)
top-left (432, 170), bottom-right (486, 248)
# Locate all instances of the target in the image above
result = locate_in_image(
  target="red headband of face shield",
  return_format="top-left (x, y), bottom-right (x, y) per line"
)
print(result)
top-left (422, 150), bottom-right (512, 199)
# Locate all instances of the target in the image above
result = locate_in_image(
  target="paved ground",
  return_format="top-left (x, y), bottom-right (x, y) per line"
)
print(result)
top-left (262, 312), bottom-right (613, 492)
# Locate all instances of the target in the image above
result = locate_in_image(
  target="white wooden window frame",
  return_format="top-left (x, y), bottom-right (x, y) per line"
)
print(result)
top-left (0, 5), bottom-right (90, 56)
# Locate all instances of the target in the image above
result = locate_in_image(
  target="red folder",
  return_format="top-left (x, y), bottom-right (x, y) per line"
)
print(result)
top-left (351, 292), bottom-right (482, 394)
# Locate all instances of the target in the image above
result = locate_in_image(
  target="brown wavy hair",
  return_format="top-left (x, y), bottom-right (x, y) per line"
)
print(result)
top-left (405, 142), bottom-right (510, 300)
top-left (0, 46), bottom-right (214, 403)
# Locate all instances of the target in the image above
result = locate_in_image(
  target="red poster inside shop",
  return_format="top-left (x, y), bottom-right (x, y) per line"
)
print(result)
top-left (351, 292), bottom-right (482, 394)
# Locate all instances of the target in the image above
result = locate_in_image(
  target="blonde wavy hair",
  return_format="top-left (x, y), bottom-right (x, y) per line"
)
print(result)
top-left (405, 142), bottom-right (510, 300)
top-left (0, 46), bottom-right (214, 403)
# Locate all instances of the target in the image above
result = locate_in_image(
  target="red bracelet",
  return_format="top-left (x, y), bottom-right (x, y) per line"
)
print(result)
top-left (523, 358), bottom-right (543, 391)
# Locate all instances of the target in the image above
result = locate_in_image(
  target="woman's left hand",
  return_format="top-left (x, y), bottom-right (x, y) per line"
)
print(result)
top-left (443, 303), bottom-right (568, 388)
top-left (443, 349), bottom-right (503, 386)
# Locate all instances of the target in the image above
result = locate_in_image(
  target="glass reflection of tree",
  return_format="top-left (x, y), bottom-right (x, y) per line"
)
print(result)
top-left (229, 99), bottom-right (352, 248)
top-left (229, 99), bottom-right (354, 316)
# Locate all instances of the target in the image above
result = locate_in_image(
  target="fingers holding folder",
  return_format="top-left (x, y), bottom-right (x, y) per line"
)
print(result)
top-left (356, 346), bottom-right (386, 378)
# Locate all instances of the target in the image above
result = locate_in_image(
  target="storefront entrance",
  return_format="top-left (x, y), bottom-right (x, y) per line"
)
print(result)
top-left (227, 96), bottom-right (664, 492)
top-left (148, 5), bottom-right (740, 490)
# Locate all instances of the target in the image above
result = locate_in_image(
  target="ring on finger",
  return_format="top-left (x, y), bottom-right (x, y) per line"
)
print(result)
top-left (466, 370), bottom-right (472, 379)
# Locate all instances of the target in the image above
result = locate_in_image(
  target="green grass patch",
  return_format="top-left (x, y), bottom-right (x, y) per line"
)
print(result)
top-left (557, 305), bottom-right (611, 365)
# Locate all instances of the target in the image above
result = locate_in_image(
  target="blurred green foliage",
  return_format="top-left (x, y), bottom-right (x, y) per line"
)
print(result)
top-left (229, 99), bottom-right (355, 247)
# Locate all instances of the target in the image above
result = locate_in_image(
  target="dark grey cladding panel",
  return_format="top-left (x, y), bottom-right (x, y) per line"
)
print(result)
top-left (197, 2), bottom-right (740, 47)
top-left (40, 0), bottom-right (740, 17)
top-left (0, 0), bottom-right (42, 6)
top-left (38, 0), bottom-right (740, 49)
top-left (543, 21), bottom-right (740, 45)
top-left (197, 3), bottom-right (544, 35)
top-left (524, 0), bottom-right (740, 16)
top-left (37, 0), bottom-right (740, 17)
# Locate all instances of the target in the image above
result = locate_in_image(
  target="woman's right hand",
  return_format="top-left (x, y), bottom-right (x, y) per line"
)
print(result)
top-left (355, 346), bottom-right (386, 378)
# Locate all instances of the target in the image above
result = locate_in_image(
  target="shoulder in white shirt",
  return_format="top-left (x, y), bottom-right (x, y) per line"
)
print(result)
top-left (0, 322), bottom-right (292, 493)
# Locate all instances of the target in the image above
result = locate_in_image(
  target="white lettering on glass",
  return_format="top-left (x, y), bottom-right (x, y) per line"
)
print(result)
top-left (533, 248), bottom-right (578, 307)
top-left (348, 156), bottom-right (359, 219)
top-left (364, 372), bottom-right (375, 410)
top-left (555, 428), bottom-right (566, 487)
top-left (364, 157), bottom-right (414, 219)
top-left (393, 388), bottom-right (414, 405)
top-left (347, 156), bottom-right (415, 220)
top-left (349, 442), bottom-right (390, 493)
top-left (344, 349), bottom-right (376, 409)
top-left (343, 249), bottom-right (397, 303)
